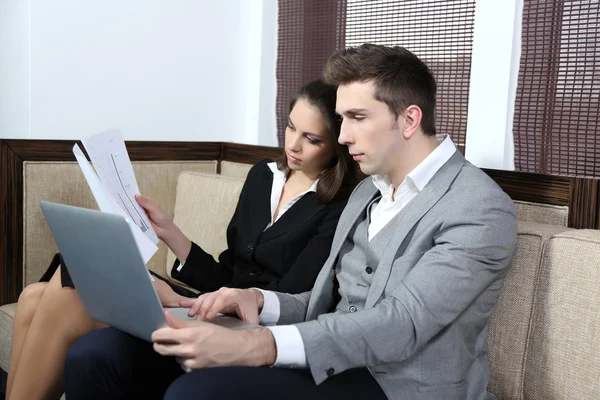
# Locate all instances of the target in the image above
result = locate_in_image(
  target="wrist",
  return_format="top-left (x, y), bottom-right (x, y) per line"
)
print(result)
top-left (164, 225), bottom-right (192, 263)
top-left (159, 220), bottom-right (180, 244)
top-left (243, 328), bottom-right (277, 367)
top-left (250, 289), bottom-right (265, 312)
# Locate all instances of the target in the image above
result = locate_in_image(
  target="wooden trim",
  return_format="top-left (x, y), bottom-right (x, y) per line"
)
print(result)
top-left (483, 168), bottom-right (599, 229)
top-left (569, 177), bottom-right (599, 229)
top-left (1, 140), bottom-right (24, 306)
top-left (222, 142), bottom-right (282, 164)
top-left (483, 169), bottom-right (571, 206)
top-left (3, 139), bottom-right (222, 162)
top-left (2, 139), bottom-right (599, 305)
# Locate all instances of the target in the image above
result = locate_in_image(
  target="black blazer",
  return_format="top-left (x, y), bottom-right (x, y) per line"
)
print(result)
top-left (171, 159), bottom-right (347, 294)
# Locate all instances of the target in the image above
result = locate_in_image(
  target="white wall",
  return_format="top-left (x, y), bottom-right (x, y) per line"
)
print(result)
top-left (2, 0), bottom-right (522, 163)
top-left (1, 0), bottom-right (278, 144)
top-left (465, 0), bottom-right (522, 170)
top-left (237, 0), bottom-right (278, 147)
top-left (0, 0), bottom-right (31, 139)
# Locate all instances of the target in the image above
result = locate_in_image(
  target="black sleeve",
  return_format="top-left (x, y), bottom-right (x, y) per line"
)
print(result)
top-left (169, 160), bottom-right (267, 292)
top-left (263, 199), bottom-right (346, 294)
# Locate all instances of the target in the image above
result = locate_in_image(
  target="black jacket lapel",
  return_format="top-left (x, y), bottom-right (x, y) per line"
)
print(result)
top-left (247, 167), bottom-right (275, 239)
top-left (259, 192), bottom-right (324, 243)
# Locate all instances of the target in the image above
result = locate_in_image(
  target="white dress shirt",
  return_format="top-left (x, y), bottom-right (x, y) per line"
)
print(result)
top-left (265, 162), bottom-right (319, 230)
top-left (176, 162), bottom-right (317, 273)
top-left (260, 135), bottom-right (457, 368)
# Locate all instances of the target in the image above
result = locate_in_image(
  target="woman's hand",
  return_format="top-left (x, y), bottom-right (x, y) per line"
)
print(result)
top-left (179, 287), bottom-right (264, 324)
top-left (153, 279), bottom-right (188, 308)
top-left (136, 195), bottom-right (192, 262)
top-left (135, 195), bottom-right (173, 241)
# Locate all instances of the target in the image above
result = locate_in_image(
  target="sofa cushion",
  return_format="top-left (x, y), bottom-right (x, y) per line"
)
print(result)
top-left (23, 160), bottom-right (218, 285)
top-left (514, 200), bottom-right (569, 227)
top-left (0, 303), bottom-right (16, 372)
top-left (220, 161), bottom-right (253, 180)
top-left (523, 230), bottom-right (600, 399)
top-left (166, 172), bottom-right (245, 282)
top-left (487, 221), bottom-right (571, 399)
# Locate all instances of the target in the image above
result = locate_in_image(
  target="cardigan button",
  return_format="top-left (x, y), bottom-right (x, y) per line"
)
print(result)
top-left (365, 266), bottom-right (373, 274)
top-left (247, 243), bottom-right (254, 253)
top-left (326, 368), bottom-right (335, 377)
top-left (349, 305), bottom-right (357, 313)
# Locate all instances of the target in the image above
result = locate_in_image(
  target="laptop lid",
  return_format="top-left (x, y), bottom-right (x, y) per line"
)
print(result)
top-left (40, 201), bottom-right (165, 342)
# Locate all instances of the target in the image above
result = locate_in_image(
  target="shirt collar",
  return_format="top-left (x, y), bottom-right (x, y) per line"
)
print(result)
top-left (372, 134), bottom-right (456, 195)
top-left (267, 162), bottom-right (318, 193)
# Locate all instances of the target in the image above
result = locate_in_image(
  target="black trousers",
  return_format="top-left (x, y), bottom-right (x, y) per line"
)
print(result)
top-left (64, 327), bottom-right (387, 400)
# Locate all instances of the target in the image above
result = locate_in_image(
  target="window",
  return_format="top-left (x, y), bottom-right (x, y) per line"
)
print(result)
top-left (514, 0), bottom-right (600, 176)
top-left (276, 0), bottom-right (477, 151)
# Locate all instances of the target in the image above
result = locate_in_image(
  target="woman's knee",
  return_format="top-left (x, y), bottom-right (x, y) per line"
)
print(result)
top-left (18, 283), bottom-right (47, 305)
top-left (15, 283), bottom-right (47, 323)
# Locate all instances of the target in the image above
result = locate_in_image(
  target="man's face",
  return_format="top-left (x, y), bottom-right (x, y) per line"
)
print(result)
top-left (336, 81), bottom-right (404, 177)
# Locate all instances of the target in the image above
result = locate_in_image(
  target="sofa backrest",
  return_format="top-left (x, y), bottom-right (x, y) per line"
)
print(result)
top-left (220, 160), bottom-right (252, 180)
top-left (165, 171), bottom-right (246, 281)
top-left (523, 229), bottom-right (600, 399)
top-left (487, 221), bottom-right (572, 398)
top-left (487, 221), bottom-right (600, 399)
top-left (22, 160), bottom-right (218, 284)
top-left (513, 200), bottom-right (569, 226)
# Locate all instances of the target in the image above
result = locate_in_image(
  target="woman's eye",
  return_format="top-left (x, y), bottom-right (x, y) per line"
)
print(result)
top-left (306, 136), bottom-right (320, 144)
top-left (287, 124), bottom-right (296, 131)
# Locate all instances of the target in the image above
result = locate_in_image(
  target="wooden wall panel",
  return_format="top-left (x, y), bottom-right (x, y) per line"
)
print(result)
top-left (1, 140), bottom-right (24, 306)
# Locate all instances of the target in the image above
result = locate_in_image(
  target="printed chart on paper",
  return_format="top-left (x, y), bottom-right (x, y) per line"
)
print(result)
top-left (82, 130), bottom-right (159, 244)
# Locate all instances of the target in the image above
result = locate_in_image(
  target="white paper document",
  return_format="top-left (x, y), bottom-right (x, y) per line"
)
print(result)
top-left (82, 129), bottom-right (159, 244)
top-left (73, 129), bottom-right (158, 264)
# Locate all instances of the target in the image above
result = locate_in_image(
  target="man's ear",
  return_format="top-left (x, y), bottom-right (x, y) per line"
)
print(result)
top-left (401, 105), bottom-right (423, 140)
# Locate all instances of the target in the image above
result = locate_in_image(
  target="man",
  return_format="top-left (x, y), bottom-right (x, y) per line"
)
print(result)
top-left (64, 44), bottom-right (517, 400)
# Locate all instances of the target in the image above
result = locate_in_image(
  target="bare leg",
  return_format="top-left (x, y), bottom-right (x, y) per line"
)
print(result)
top-left (6, 282), bottom-right (48, 398)
top-left (8, 269), bottom-right (106, 400)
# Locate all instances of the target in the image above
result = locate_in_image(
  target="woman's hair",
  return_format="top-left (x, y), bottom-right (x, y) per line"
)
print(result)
top-left (277, 79), bottom-right (361, 202)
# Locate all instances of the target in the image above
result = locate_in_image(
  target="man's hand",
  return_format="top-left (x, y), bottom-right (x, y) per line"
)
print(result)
top-left (152, 310), bottom-right (276, 371)
top-left (179, 287), bottom-right (264, 323)
top-left (153, 279), bottom-right (189, 308)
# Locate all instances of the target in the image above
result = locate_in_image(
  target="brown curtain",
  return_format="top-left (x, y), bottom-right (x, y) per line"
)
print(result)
top-left (276, 0), bottom-right (477, 151)
top-left (276, 1), bottom-right (347, 146)
top-left (514, 0), bottom-right (600, 176)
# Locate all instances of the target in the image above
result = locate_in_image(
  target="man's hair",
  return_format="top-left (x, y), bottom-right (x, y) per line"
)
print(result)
top-left (323, 43), bottom-right (437, 136)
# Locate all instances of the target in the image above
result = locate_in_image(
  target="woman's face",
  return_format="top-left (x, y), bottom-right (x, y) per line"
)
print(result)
top-left (284, 98), bottom-right (335, 178)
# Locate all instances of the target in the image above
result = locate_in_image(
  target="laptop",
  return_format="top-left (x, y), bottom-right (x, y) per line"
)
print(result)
top-left (40, 201), bottom-right (254, 342)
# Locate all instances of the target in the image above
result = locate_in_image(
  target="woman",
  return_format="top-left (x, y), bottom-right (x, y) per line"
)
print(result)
top-left (6, 79), bottom-right (360, 400)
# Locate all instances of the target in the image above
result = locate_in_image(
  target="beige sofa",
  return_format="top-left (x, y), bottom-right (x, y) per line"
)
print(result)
top-left (1, 158), bottom-right (599, 399)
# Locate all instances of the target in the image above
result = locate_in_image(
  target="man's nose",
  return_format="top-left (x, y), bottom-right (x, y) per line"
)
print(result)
top-left (338, 121), bottom-right (353, 145)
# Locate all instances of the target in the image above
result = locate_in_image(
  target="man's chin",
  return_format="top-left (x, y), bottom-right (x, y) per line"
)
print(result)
top-left (358, 164), bottom-right (375, 176)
